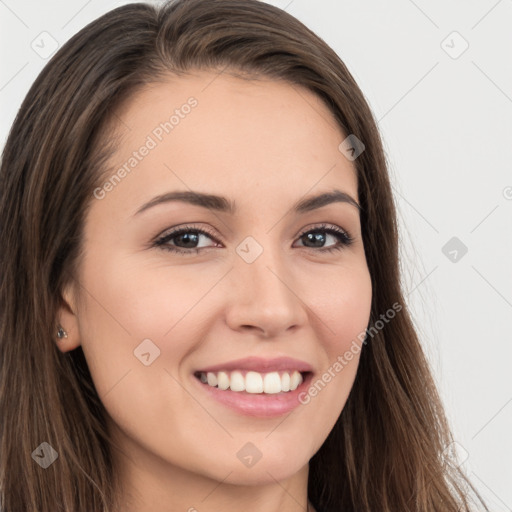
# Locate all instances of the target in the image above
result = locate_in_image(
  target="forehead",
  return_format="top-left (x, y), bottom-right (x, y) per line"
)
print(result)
top-left (98, 70), bottom-right (358, 215)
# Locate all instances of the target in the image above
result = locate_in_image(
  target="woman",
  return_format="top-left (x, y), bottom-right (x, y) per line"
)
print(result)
top-left (0, 1), bottom-right (489, 511)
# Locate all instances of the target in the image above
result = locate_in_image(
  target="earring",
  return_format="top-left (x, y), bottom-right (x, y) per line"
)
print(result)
top-left (56, 325), bottom-right (68, 340)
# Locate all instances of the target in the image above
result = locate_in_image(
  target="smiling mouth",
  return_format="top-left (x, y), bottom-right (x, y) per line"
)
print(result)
top-left (194, 370), bottom-right (310, 394)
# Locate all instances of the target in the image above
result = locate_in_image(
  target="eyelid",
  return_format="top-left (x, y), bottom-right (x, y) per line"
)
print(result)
top-left (152, 224), bottom-right (222, 247)
top-left (296, 222), bottom-right (351, 239)
top-left (152, 222), bottom-right (355, 257)
top-left (153, 222), bottom-right (352, 243)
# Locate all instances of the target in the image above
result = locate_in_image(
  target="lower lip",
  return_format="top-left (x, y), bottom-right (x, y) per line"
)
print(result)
top-left (193, 372), bottom-right (313, 418)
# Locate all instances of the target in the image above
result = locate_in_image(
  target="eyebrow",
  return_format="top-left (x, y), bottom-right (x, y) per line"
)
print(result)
top-left (133, 188), bottom-right (361, 217)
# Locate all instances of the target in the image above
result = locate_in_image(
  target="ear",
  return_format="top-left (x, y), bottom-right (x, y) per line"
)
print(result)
top-left (55, 281), bottom-right (81, 353)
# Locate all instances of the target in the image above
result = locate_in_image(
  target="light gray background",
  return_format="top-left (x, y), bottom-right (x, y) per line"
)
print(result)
top-left (1, 0), bottom-right (511, 510)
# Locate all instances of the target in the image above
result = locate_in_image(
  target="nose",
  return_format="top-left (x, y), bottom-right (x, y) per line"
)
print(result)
top-left (224, 243), bottom-right (308, 339)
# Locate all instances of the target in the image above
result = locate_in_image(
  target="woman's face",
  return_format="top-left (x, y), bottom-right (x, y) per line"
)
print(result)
top-left (59, 71), bottom-right (372, 490)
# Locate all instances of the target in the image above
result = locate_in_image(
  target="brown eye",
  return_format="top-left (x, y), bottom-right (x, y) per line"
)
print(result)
top-left (153, 223), bottom-right (353, 256)
top-left (154, 225), bottom-right (220, 255)
top-left (294, 224), bottom-right (354, 252)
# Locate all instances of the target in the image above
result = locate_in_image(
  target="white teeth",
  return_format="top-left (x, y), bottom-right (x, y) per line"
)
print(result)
top-left (199, 370), bottom-right (304, 394)
top-left (263, 372), bottom-right (282, 394)
top-left (229, 371), bottom-right (245, 392)
top-left (290, 370), bottom-right (302, 390)
top-left (217, 371), bottom-right (230, 390)
top-left (245, 371), bottom-right (263, 393)
top-left (281, 372), bottom-right (291, 392)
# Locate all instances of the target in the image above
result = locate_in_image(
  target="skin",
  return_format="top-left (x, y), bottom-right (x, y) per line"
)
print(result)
top-left (56, 70), bottom-right (372, 512)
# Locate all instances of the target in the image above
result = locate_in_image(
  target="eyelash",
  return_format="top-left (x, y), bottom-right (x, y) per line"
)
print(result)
top-left (152, 223), bottom-right (354, 256)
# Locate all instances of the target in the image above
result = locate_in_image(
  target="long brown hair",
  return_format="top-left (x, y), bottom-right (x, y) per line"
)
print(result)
top-left (0, 1), bottom-right (489, 510)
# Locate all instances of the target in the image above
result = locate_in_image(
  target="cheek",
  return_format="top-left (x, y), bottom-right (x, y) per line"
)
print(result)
top-left (79, 250), bottom-right (219, 338)
top-left (315, 261), bottom-right (373, 353)
top-left (75, 256), bottom-right (216, 456)
top-left (292, 262), bottom-right (372, 441)
top-left (74, 253), bottom-right (213, 396)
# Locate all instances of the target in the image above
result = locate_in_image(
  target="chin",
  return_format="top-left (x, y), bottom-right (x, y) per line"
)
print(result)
top-left (222, 462), bottom-right (308, 486)
top-left (211, 448), bottom-right (311, 486)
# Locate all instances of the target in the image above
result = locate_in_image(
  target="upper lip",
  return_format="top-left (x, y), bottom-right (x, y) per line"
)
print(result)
top-left (195, 356), bottom-right (313, 374)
